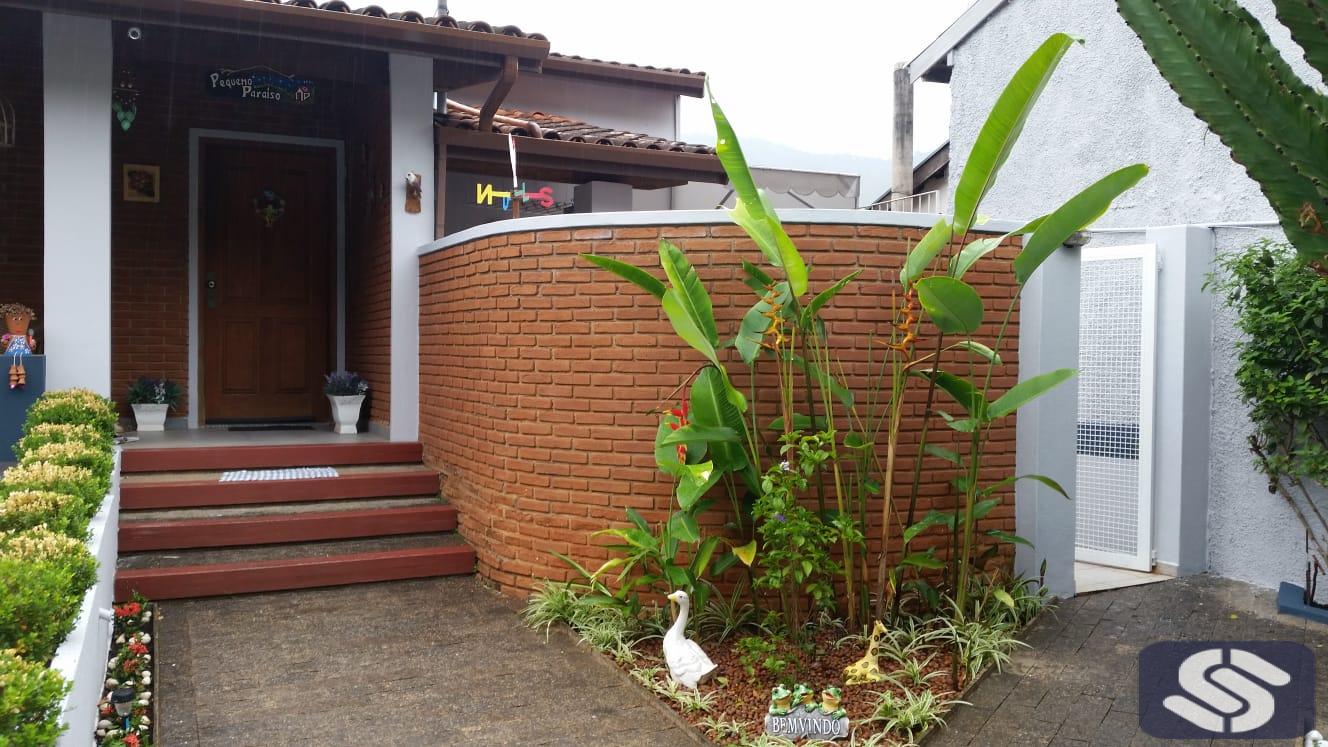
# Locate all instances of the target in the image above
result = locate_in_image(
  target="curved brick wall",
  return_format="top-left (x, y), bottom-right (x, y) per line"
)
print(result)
top-left (419, 218), bottom-right (1022, 595)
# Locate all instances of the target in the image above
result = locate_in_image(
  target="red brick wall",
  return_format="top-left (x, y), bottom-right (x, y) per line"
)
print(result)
top-left (344, 82), bottom-right (392, 428)
top-left (419, 221), bottom-right (1022, 596)
top-left (109, 25), bottom-right (388, 417)
top-left (0, 10), bottom-right (44, 327)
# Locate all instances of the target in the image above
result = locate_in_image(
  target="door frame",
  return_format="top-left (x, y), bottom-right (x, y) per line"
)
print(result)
top-left (1074, 243), bottom-right (1158, 571)
top-left (187, 129), bottom-right (346, 428)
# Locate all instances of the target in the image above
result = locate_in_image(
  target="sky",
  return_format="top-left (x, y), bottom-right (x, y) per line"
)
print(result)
top-left (376, 0), bottom-right (973, 203)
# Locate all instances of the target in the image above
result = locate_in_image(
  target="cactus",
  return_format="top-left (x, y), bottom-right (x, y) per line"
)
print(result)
top-left (1117, 0), bottom-right (1328, 261)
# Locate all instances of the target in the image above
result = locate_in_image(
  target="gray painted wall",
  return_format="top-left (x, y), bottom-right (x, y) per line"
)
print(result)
top-left (947, 0), bottom-right (1315, 589)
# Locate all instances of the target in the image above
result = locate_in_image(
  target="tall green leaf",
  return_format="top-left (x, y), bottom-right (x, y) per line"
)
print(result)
top-left (659, 241), bottom-right (718, 346)
top-left (1272, 0), bottom-right (1328, 83)
top-left (736, 281), bottom-right (790, 365)
top-left (689, 367), bottom-right (751, 475)
top-left (659, 425), bottom-right (740, 446)
top-left (677, 461), bottom-right (722, 511)
top-left (709, 83), bottom-right (808, 294)
top-left (581, 254), bottom-right (666, 299)
top-left (952, 33), bottom-right (1081, 236)
top-left (1014, 164), bottom-right (1150, 283)
top-left (901, 219), bottom-right (953, 289)
top-left (926, 370), bottom-right (987, 420)
top-left (914, 276), bottom-right (984, 335)
top-left (988, 368), bottom-right (1077, 419)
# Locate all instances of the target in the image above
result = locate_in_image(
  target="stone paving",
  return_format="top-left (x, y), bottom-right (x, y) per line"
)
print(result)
top-left (927, 574), bottom-right (1328, 746)
top-left (156, 577), bottom-right (706, 746)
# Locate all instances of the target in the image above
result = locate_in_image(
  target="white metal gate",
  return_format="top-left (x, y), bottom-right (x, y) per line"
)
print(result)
top-left (1074, 244), bottom-right (1157, 571)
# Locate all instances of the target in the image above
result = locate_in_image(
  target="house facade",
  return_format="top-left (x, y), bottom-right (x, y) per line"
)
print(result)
top-left (907, 0), bottom-right (1311, 593)
top-left (0, 0), bottom-right (726, 440)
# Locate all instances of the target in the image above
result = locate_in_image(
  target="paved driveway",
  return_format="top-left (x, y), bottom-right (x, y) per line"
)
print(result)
top-left (928, 574), bottom-right (1328, 746)
top-left (156, 577), bottom-right (705, 746)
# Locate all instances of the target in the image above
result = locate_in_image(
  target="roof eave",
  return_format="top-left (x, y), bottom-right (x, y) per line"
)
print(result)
top-left (541, 56), bottom-right (705, 97)
top-left (3, 0), bottom-right (550, 67)
top-left (907, 0), bottom-right (1009, 83)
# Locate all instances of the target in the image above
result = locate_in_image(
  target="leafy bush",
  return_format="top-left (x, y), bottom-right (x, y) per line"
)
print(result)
top-left (0, 491), bottom-right (86, 539)
top-left (125, 376), bottom-right (181, 409)
top-left (23, 389), bottom-right (117, 442)
top-left (14, 422), bottom-right (108, 461)
top-left (20, 442), bottom-right (113, 497)
top-left (0, 648), bottom-right (68, 746)
top-left (0, 528), bottom-right (96, 662)
top-left (1, 463), bottom-right (102, 518)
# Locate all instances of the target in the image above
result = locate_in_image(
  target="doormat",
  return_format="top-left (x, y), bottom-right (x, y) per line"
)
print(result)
top-left (220, 467), bottom-right (339, 482)
top-left (226, 424), bottom-right (316, 432)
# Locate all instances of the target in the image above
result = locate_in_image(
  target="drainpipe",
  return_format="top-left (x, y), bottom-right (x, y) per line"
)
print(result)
top-left (478, 56), bottom-right (518, 134)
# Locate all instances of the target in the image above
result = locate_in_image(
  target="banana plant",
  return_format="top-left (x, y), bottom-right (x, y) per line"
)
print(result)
top-left (887, 33), bottom-right (1150, 626)
top-left (1117, 0), bottom-right (1328, 262)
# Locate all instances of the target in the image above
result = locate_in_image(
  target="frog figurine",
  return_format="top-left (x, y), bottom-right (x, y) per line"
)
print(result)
top-left (0, 303), bottom-right (36, 390)
top-left (768, 684), bottom-right (793, 716)
top-left (820, 686), bottom-right (846, 719)
top-left (792, 683), bottom-right (816, 712)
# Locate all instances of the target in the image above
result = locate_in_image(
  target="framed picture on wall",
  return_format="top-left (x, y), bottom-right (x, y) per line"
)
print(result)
top-left (122, 164), bottom-right (160, 203)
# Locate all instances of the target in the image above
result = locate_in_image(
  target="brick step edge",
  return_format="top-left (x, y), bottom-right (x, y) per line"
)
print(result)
top-left (119, 505), bottom-right (458, 552)
top-left (114, 544), bottom-right (476, 601)
top-left (120, 442), bottom-right (425, 473)
top-left (120, 470), bottom-right (440, 510)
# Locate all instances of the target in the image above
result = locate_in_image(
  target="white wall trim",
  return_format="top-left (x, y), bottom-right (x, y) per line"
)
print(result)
top-left (388, 54), bottom-right (433, 441)
top-left (186, 130), bottom-right (346, 428)
top-left (419, 209), bottom-right (1026, 256)
top-left (43, 13), bottom-right (112, 395)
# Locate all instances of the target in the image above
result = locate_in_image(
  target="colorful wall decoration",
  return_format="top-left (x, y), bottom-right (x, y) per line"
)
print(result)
top-left (474, 182), bottom-right (555, 212)
top-left (205, 66), bottom-right (314, 105)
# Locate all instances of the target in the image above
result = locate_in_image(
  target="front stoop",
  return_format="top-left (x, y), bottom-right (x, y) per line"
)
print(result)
top-left (114, 442), bottom-right (474, 601)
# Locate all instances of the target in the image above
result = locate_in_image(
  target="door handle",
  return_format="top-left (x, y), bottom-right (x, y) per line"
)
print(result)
top-left (205, 273), bottom-right (218, 309)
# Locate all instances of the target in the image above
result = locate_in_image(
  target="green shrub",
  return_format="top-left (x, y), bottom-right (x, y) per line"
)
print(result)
top-left (0, 492), bottom-right (86, 539)
top-left (0, 648), bottom-right (68, 746)
top-left (22, 389), bottom-right (117, 442)
top-left (1, 463), bottom-right (103, 518)
top-left (0, 528), bottom-right (96, 662)
top-left (19, 442), bottom-right (112, 498)
top-left (0, 527), bottom-right (97, 597)
top-left (13, 423), bottom-right (108, 461)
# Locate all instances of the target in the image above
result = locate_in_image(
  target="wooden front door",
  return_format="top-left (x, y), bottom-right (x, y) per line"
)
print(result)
top-left (201, 141), bottom-right (335, 423)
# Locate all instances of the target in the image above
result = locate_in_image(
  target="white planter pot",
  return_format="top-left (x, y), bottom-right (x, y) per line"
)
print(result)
top-left (328, 394), bottom-right (365, 435)
top-left (131, 403), bottom-right (168, 432)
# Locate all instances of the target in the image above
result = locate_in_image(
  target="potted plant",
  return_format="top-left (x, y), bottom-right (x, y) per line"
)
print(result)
top-left (126, 377), bottom-right (180, 432)
top-left (324, 371), bottom-right (368, 435)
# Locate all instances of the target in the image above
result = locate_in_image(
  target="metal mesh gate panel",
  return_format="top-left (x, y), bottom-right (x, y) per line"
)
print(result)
top-left (1075, 247), bottom-right (1154, 569)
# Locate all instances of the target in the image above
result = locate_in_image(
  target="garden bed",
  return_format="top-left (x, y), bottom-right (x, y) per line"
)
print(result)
top-left (94, 599), bottom-right (156, 746)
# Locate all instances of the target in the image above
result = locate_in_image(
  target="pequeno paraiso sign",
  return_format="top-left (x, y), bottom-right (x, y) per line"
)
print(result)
top-left (206, 66), bottom-right (315, 105)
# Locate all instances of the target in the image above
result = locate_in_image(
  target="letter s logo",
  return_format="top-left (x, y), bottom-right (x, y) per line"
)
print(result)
top-left (1164, 647), bottom-right (1292, 734)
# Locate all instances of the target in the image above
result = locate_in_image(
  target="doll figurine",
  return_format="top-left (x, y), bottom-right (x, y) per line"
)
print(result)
top-left (0, 303), bottom-right (36, 389)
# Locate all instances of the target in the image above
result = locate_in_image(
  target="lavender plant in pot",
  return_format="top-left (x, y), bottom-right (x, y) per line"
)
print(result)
top-left (126, 377), bottom-right (181, 432)
top-left (324, 372), bottom-right (368, 435)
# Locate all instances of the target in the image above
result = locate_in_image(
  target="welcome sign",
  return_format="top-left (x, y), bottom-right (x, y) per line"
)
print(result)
top-left (206, 66), bottom-right (315, 105)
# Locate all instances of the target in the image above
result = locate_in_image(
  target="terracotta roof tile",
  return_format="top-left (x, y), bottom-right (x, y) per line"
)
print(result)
top-left (439, 100), bottom-right (714, 154)
top-left (245, 0), bottom-right (549, 40)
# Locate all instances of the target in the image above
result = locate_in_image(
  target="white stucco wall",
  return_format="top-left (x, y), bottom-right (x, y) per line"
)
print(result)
top-left (946, 0), bottom-right (1315, 589)
top-left (450, 73), bottom-right (681, 211)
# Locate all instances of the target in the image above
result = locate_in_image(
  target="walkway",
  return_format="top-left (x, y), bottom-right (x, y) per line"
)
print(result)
top-left (928, 574), bottom-right (1328, 746)
top-left (155, 577), bottom-right (704, 746)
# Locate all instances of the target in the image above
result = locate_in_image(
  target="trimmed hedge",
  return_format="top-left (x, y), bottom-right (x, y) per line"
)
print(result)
top-left (0, 649), bottom-right (69, 747)
top-left (0, 389), bottom-right (118, 745)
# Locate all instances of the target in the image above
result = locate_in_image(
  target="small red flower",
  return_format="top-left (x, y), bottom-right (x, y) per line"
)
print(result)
top-left (125, 733), bottom-right (140, 747)
top-left (668, 401), bottom-right (689, 461)
top-left (121, 658), bottom-right (140, 674)
top-left (129, 642), bottom-right (148, 656)
top-left (115, 602), bottom-right (142, 618)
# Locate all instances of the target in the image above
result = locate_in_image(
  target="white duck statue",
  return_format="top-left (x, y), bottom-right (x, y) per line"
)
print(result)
top-left (663, 590), bottom-right (716, 689)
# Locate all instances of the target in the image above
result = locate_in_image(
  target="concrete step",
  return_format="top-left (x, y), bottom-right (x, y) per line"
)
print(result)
top-left (118, 504), bottom-right (459, 552)
top-left (120, 468), bottom-right (439, 510)
top-left (120, 441), bottom-right (425, 473)
top-left (115, 540), bottom-right (475, 601)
